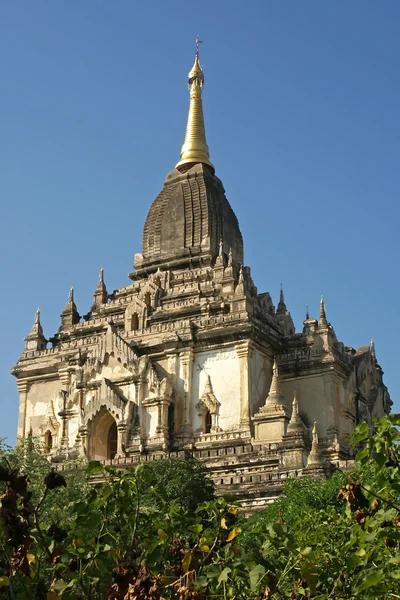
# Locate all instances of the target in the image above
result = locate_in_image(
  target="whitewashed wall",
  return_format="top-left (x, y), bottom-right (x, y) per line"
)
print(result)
top-left (191, 347), bottom-right (240, 432)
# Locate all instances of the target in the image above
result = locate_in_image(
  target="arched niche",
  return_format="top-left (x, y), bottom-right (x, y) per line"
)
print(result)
top-left (90, 409), bottom-right (118, 461)
top-left (44, 430), bottom-right (53, 454)
top-left (205, 410), bottom-right (212, 434)
top-left (131, 313), bottom-right (139, 331)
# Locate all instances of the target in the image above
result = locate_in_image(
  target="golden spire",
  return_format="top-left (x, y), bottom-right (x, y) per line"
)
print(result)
top-left (176, 37), bottom-right (214, 171)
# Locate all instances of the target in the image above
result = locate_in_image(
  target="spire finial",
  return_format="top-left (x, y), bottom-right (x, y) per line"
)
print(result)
top-left (312, 421), bottom-right (318, 443)
top-left (238, 265), bottom-right (244, 284)
top-left (292, 390), bottom-right (298, 412)
top-left (305, 305), bottom-right (309, 320)
top-left (69, 286), bottom-right (74, 302)
top-left (370, 338), bottom-right (376, 360)
top-left (196, 35), bottom-right (203, 53)
top-left (228, 247), bottom-right (233, 266)
top-left (287, 391), bottom-right (305, 433)
top-left (306, 420), bottom-right (325, 470)
top-left (320, 295), bottom-right (325, 318)
top-left (99, 267), bottom-right (104, 283)
top-left (319, 295), bottom-right (328, 327)
top-left (24, 306), bottom-right (46, 351)
top-left (176, 38), bottom-right (214, 171)
top-left (268, 359), bottom-right (279, 395)
top-left (263, 357), bottom-right (286, 408)
top-left (276, 284), bottom-right (287, 314)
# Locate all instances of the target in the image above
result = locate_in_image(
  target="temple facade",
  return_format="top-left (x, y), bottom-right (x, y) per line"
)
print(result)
top-left (11, 46), bottom-right (391, 507)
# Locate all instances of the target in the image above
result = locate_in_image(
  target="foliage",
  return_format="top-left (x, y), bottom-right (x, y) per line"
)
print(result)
top-left (0, 435), bottom-right (89, 528)
top-left (138, 458), bottom-right (215, 514)
top-left (0, 415), bottom-right (399, 598)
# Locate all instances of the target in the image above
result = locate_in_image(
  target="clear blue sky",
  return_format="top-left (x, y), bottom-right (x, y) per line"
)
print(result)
top-left (1, 1), bottom-right (399, 444)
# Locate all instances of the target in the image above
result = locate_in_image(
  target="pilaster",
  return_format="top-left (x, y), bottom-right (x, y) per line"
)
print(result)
top-left (117, 421), bottom-right (127, 457)
top-left (180, 348), bottom-right (194, 441)
top-left (16, 380), bottom-right (30, 439)
top-left (78, 426), bottom-right (88, 457)
top-left (235, 341), bottom-right (252, 435)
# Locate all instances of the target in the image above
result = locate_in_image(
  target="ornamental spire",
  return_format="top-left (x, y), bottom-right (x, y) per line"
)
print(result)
top-left (264, 359), bottom-right (286, 408)
top-left (176, 37), bottom-right (214, 171)
top-left (287, 391), bottom-right (305, 434)
top-left (60, 285), bottom-right (80, 330)
top-left (276, 284), bottom-right (287, 314)
top-left (24, 307), bottom-right (47, 351)
top-left (370, 338), bottom-right (376, 361)
top-left (306, 421), bottom-right (326, 470)
top-left (92, 267), bottom-right (108, 311)
top-left (318, 295), bottom-right (328, 328)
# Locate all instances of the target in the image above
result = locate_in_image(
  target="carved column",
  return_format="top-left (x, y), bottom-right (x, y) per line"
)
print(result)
top-left (58, 368), bottom-right (72, 390)
top-left (117, 421), bottom-right (127, 457)
top-left (166, 352), bottom-right (179, 431)
top-left (79, 426), bottom-right (88, 457)
top-left (235, 342), bottom-right (253, 435)
top-left (136, 377), bottom-right (146, 441)
top-left (180, 349), bottom-right (194, 441)
top-left (17, 380), bottom-right (30, 439)
top-left (156, 401), bottom-right (163, 433)
top-left (58, 390), bottom-right (70, 453)
top-left (159, 399), bottom-right (170, 433)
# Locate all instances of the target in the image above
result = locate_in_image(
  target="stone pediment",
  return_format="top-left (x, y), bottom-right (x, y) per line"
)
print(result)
top-left (84, 377), bottom-right (129, 423)
top-left (39, 398), bottom-right (60, 436)
top-left (196, 374), bottom-right (220, 416)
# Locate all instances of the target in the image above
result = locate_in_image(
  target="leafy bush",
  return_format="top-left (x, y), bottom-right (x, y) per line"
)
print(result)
top-left (0, 415), bottom-right (399, 598)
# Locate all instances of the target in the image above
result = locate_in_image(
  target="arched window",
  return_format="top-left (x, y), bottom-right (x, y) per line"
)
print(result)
top-left (131, 313), bottom-right (139, 331)
top-left (205, 410), bottom-right (212, 434)
top-left (44, 430), bottom-right (53, 454)
top-left (107, 421), bottom-right (117, 460)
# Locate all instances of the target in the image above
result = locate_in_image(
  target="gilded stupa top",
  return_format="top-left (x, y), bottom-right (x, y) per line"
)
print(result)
top-left (176, 37), bottom-right (214, 171)
top-left (188, 49), bottom-right (204, 83)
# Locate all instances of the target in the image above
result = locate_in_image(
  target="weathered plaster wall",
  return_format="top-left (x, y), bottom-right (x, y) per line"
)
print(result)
top-left (249, 349), bottom-right (272, 415)
top-left (280, 372), bottom-right (339, 439)
top-left (192, 347), bottom-right (240, 432)
top-left (25, 379), bottom-right (61, 434)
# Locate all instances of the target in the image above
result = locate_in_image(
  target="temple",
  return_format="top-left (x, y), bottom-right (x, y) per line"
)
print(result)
top-left (11, 43), bottom-right (391, 508)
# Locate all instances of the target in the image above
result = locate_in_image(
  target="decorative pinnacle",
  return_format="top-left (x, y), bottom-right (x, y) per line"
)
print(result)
top-left (305, 305), bottom-right (309, 320)
top-left (69, 286), bottom-right (74, 302)
top-left (35, 307), bottom-right (40, 324)
top-left (306, 420), bottom-right (325, 468)
top-left (312, 421), bottom-right (318, 444)
top-left (320, 296), bottom-right (326, 318)
top-left (276, 284), bottom-right (287, 314)
top-left (292, 391), bottom-right (298, 414)
top-left (176, 38), bottom-right (214, 171)
top-left (287, 391), bottom-right (304, 432)
top-left (370, 338), bottom-right (376, 360)
top-left (228, 247), bottom-right (233, 266)
top-left (218, 238), bottom-right (223, 256)
top-left (99, 267), bottom-right (104, 283)
top-left (319, 295), bottom-right (328, 327)
top-left (269, 359), bottom-right (279, 394)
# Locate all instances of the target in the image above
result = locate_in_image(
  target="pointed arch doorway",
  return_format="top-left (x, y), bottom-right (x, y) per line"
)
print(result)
top-left (90, 409), bottom-right (118, 460)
